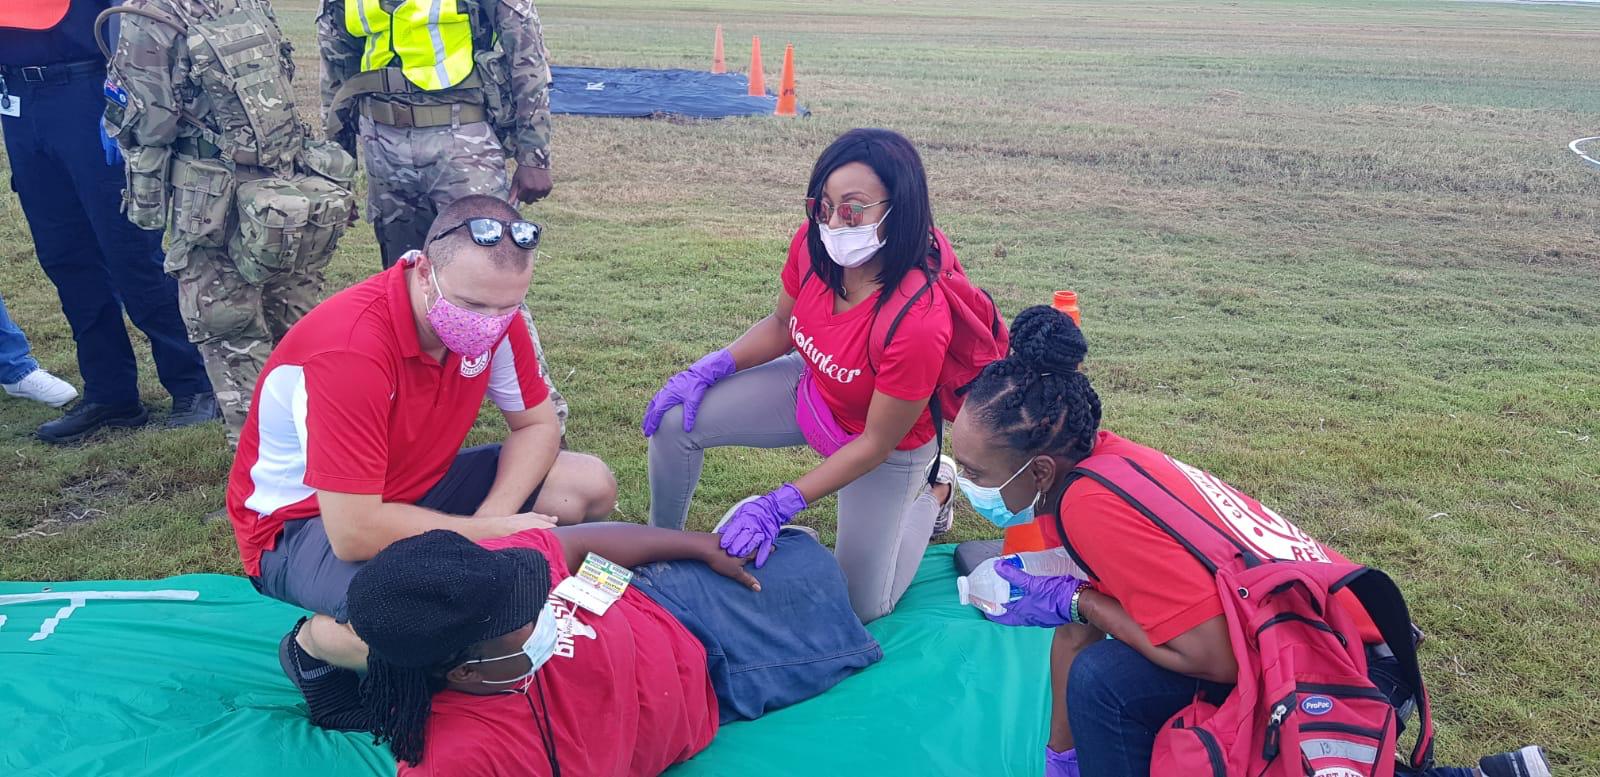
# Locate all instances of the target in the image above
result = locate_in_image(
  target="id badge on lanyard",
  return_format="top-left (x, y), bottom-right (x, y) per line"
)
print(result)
top-left (0, 86), bottom-right (19, 118)
top-left (552, 553), bottom-right (633, 616)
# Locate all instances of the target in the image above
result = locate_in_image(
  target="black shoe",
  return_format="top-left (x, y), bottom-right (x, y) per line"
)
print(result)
top-left (36, 401), bottom-right (149, 444)
top-left (166, 392), bottom-right (221, 428)
top-left (1479, 746), bottom-right (1551, 777)
top-left (278, 618), bottom-right (371, 732)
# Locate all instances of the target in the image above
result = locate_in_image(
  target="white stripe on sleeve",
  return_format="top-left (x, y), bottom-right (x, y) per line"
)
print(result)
top-left (243, 366), bottom-right (316, 517)
top-left (485, 336), bottom-right (526, 412)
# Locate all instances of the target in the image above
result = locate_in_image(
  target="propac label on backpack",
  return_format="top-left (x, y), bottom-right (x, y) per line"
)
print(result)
top-left (1300, 695), bottom-right (1336, 715)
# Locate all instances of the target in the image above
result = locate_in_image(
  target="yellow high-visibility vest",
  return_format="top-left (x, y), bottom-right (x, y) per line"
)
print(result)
top-left (345, 0), bottom-right (474, 90)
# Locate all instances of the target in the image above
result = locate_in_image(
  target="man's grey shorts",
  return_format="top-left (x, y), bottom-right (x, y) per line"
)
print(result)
top-left (251, 444), bottom-right (544, 621)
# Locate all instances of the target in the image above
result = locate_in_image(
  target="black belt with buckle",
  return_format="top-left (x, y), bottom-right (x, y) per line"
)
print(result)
top-left (0, 59), bottom-right (107, 87)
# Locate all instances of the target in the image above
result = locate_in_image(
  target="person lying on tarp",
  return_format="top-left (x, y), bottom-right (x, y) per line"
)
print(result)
top-left (947, 306), bottom-right (1550, 777)
top-left (344, 521), bottom-right (881, 776)
top-left (223, 194), bottom-right (618, 730)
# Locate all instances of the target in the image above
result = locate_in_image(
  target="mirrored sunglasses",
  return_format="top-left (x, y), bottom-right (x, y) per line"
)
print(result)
top-left (429, 217), bottom-right (542, 249)
top-left (805, 197), bottom-right (890, 227)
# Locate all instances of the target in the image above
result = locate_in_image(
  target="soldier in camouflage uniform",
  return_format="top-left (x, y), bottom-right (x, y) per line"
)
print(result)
top-left (102, 0), bottom-right (357, 445)
top-left (318, 0), bottom-right (568, 433)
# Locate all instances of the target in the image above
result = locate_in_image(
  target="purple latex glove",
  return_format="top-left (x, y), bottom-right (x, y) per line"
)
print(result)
top-left (985, 562), bottom-right (1086, 628)
top-left (1045, 746), bottom-right (1080, 777)
top-left (718, 484), bottom-right (807, 568)
top-left (642, 349), bottom-right (737, 436)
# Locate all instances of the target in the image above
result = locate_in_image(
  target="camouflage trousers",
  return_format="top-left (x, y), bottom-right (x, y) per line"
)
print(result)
top-left (169, 236), bottom-right (328, 446)
top-left (360, 115), bottom-right (508, 264)
top-left (358, 114), bottom-right (569, 433)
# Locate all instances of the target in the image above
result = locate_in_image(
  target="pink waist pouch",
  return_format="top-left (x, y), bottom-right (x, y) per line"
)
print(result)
top-left (796, 367), bottom-right (860, 457)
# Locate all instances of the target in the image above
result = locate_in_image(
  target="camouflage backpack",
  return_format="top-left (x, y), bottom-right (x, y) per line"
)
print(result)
top-left (101, 0), bottom-right (356, 283)
top-left (182, 0), bottom-right (304, 172)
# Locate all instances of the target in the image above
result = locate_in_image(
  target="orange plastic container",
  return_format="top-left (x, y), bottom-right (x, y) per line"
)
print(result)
top-left (1052, 290), bottom-right (1081, 325)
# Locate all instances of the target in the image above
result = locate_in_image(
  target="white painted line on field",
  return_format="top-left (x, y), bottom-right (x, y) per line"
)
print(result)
top-left (1572, 136), bottom-right (1600, 171)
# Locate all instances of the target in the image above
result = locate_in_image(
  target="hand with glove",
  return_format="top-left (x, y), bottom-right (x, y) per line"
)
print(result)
top-left (985, 562), bottom-right (1089, 628)
top-left (718, 484), bottom-right (807, 568)
top-left (1046, 747), bottom-right (1081, 777)
top-left (98, 114), bottom-right (123, 166)
top-left (641, 349), bottom-right (737, 436)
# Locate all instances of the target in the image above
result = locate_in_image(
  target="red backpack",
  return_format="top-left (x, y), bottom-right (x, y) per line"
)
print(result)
top-left (1056, 454), bottom-right (1437, 777)
top-left (792, 226), bottom-right (1009, 479)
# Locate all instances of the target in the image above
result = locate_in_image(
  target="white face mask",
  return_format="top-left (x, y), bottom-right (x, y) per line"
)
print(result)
top-left (818, 208), bottom-right (891, 268)
top-left (467, 601), bottom-right (560, 689)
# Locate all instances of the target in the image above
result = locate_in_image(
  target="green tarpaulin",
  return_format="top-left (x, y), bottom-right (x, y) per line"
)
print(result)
top-left (1, 545), bottom-right (1051, 776)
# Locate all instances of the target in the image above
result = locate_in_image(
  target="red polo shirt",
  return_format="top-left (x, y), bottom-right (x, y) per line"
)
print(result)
top-left (225, 264), bottom-right (549, 576)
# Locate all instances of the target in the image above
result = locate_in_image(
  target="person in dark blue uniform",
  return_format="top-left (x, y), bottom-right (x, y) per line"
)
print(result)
top-left (0, 0), bottom-right (217, 444)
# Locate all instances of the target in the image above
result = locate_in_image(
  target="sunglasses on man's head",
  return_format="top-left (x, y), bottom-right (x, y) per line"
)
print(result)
top-left (805, 197), bottom-right (890, 227)
top-left (429, 218), bottom-right (542, 250)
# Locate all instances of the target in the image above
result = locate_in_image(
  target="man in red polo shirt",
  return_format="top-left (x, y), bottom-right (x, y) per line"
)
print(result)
top-left (225, 194), bottom-right (617, 729)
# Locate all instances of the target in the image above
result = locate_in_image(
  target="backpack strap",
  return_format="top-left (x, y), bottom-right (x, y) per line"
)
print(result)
top-left (1330, 567), bottom-right (1437, 770)
top-left (1047, 475), bottom-right (1104, 583)
top-left (1061, 455), bottom-right (1264, 578)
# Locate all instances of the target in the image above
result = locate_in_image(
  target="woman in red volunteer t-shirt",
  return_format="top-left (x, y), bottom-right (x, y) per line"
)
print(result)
top-left (947, 306), bottom-right (1548, 777)
top-left (642, 128), bottom-right (959, 623)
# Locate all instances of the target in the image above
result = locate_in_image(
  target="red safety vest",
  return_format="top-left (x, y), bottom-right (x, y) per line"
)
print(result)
top-left (0, 0), bottom-right (71, 31)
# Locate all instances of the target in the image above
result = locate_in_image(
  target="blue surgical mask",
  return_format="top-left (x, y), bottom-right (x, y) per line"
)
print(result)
top-left (469, 601), bottom-right (560, 689)
top-left (956, 460), bottom-right (1039, 528)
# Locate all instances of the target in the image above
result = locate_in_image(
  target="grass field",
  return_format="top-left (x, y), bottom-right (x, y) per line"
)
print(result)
top-left (2, 0), bottom-right (1598, 769)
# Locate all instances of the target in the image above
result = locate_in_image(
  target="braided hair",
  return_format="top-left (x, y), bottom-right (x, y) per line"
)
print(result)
top-left (362, 647), bottom-right (470, 767)
top-left (964, 305), bottom-right (1101, 462)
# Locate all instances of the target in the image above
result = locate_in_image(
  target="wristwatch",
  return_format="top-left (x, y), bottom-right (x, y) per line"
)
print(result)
top-left (1069, 586), bottom-right (1091, 625)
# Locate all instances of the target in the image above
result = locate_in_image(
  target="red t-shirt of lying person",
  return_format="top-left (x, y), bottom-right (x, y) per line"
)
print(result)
top-left (225, 263), bottom-right (549, 576)
top-left (397, 529), bottom-right (718, 777)
top-left (1040, 431), bottom-right (1384, 646)
top-left (780, 226), bottom-right (953, 450)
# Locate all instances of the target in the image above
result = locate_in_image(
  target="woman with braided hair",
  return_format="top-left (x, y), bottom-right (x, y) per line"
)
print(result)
top-left (949, 306), bottom-right (1549, 777)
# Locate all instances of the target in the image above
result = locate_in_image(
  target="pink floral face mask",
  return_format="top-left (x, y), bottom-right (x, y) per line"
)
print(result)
top-left (425, 267), bottom-right (518, 359)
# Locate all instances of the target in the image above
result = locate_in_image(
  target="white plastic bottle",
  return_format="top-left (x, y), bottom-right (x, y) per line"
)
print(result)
top-left (957, 548), bottom-right (1084, 616)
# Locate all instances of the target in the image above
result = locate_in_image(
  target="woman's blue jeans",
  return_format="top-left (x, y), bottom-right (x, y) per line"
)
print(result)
top-left (0, 292), bottom-right (41, 385)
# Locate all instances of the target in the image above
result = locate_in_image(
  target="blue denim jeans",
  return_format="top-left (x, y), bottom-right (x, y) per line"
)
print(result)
top-left (0, 292), bottom-right (41, 385)
top-left (633, 530), bottom-right (883, 723)
top-left (1066, 639), bottom-right (1475, 777)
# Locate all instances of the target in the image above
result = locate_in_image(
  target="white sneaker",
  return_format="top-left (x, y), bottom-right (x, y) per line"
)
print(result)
top-left (930, 454), bottom-right (957, 536)
top-left (3, 369), bottom-right (78, 408)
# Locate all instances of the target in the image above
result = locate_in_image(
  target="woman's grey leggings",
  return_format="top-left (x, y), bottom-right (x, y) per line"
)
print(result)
top-left (648, 353), bottom-right (940, 623)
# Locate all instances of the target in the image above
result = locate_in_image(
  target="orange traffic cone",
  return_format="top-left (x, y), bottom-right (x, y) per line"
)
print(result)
top-left (747, 36), bottom-right (765, 96)
top-left (774, 43), bottom-right (797, 116)
top-left (712, 25), bottom-right (725, 74)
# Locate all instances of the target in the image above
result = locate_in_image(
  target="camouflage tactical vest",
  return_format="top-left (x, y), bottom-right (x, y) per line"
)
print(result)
top-left (103, 0), bottom-right (358, 282)
top-left (183, 0), bottom-right (304, 172)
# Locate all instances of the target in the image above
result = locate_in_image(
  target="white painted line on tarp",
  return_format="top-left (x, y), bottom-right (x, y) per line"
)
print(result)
top-left (0, 590), bottom-right (201, 642)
